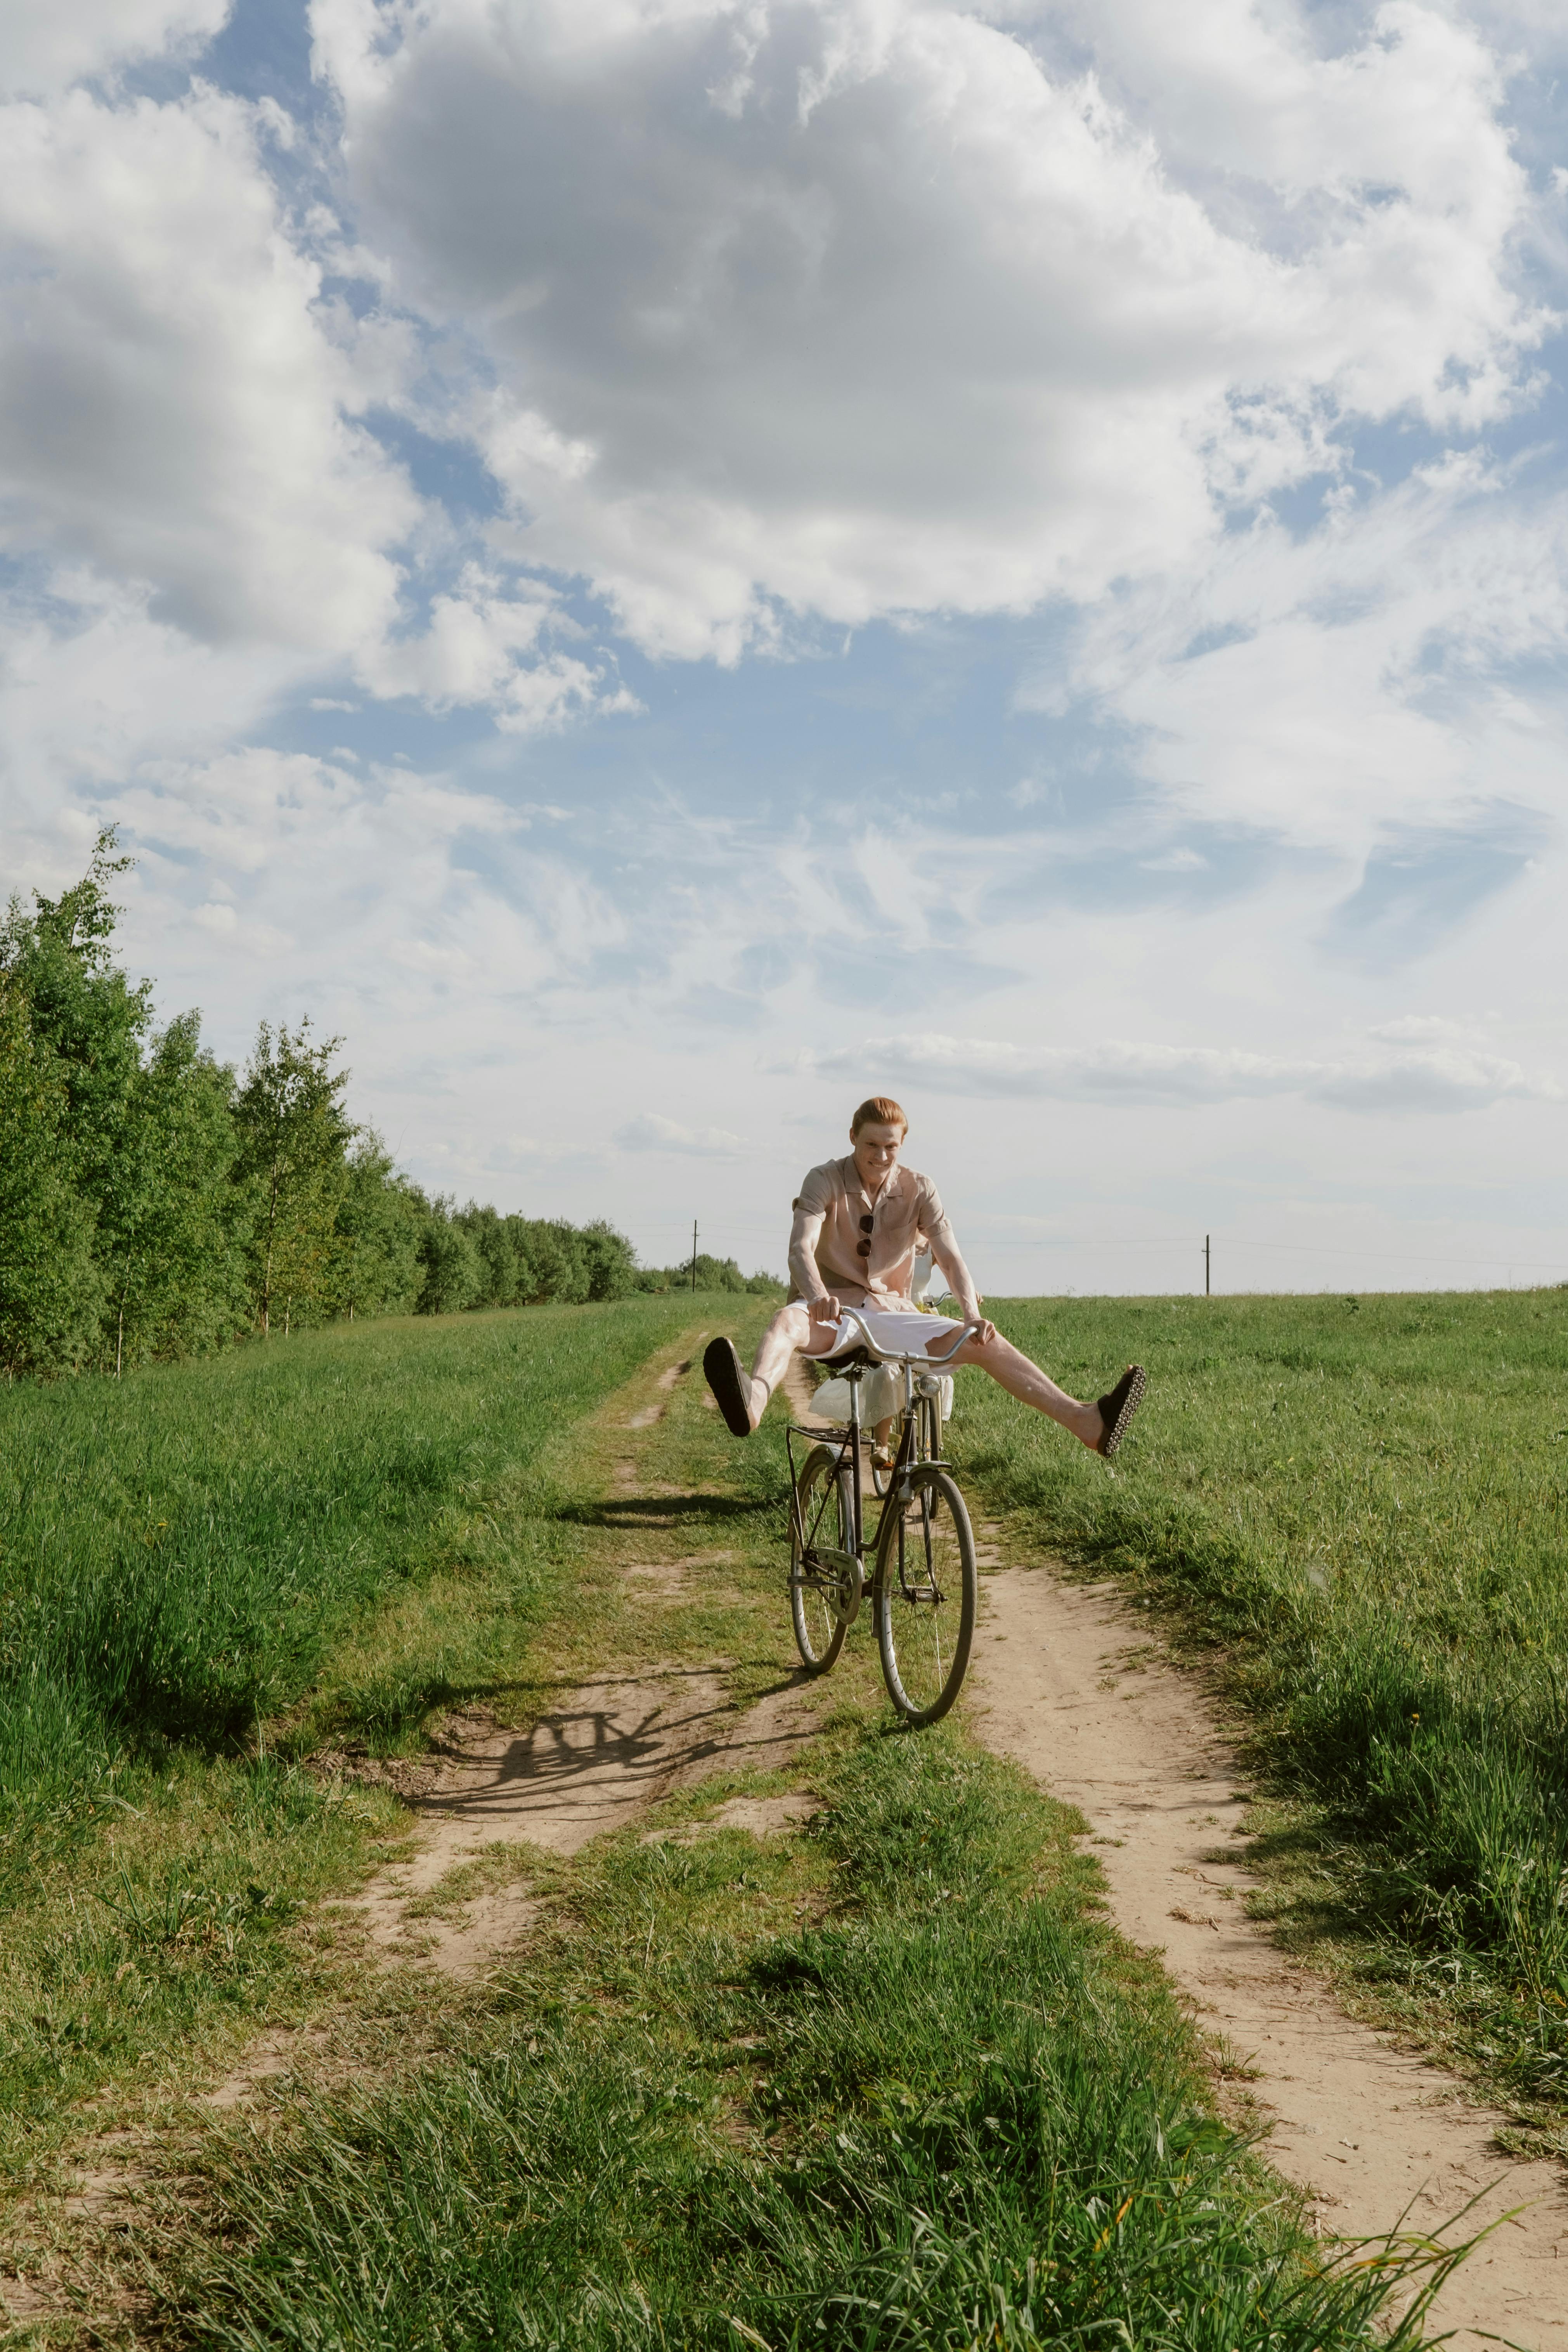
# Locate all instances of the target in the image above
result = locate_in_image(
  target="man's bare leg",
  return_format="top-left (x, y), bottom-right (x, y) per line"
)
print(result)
top-left (938, 1328), bottom-right (1105, 1451)
top-left (729, 1301), bottom-right (814, 1432)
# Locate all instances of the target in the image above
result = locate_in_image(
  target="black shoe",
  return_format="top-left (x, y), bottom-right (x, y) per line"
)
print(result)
top-left (1094, 1365), bottom-right (1146, 1459)
top-left (703, 1337), bottom-right (753, 1437)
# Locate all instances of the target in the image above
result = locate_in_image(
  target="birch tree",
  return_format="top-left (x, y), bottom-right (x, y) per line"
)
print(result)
top-left (233, 1021), bottom-right (354, 1335)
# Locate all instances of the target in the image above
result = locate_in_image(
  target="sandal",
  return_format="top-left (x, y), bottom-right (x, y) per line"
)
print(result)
top-left (1094, 1365), bottom-right (1146, 1459)
top-left (703, 1337), bottom-right (754, 1437)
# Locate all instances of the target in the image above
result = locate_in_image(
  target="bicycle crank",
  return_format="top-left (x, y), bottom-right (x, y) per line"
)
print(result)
top-left (810, 1546), bottom-right (862, 1628)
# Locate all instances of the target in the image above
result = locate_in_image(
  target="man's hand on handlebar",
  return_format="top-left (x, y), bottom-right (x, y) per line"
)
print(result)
top-left (807, 1295), bottom-right (841, 1336)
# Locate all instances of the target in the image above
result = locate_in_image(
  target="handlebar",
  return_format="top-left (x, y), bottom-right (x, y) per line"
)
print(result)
top-left (827, 1308), bottom-right (978, 1368)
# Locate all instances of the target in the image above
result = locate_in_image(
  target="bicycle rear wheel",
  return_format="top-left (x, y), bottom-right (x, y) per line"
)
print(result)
top-left (873, 1465), bottom-right (976, 1724)
top-left (870, 1415), bottom-right (902, 1498)
top-left (790, 1444), bottom-right (858, 1673)
top-left (872, 1394), bottom-right (941, 1497)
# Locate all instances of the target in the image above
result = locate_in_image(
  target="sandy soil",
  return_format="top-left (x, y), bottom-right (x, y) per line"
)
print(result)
top-left (970, 1562), bottom-right (1568, 2350)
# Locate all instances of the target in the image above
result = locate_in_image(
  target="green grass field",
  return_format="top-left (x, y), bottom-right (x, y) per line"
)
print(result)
top-left (0, 1301), bottom-right (697, 2177)
top-left (963, 1288), bottom-right (1568, 2110)
top-left (1, 1302), bottom-right (698, 1807)
top-left (2, 1288), bottom-right (1551, 2344)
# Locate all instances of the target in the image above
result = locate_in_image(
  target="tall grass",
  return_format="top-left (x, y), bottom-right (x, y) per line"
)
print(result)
top-left (0, 1299), bottom-right (702, 2161)
top-left (963, 1290), bottom-right (1568, 2087)
top-left (168, 1734), bottom-right (1464, 2350)
top-left (0, 1303), bottom-right (697, 1900)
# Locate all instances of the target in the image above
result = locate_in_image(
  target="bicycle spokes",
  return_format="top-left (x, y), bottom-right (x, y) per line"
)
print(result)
top-left (875, 1466), bottom-right (976, 1724)
top-left (790, 1444), bottom-right (857, 1674)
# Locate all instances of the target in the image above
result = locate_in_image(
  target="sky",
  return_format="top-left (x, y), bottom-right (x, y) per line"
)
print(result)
top-left (1, 0), bottom-right (1565, 1298)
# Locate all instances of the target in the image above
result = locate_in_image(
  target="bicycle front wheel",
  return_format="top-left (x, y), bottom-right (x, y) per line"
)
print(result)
top-left (790, 1444), bottom-right (857, 1674)
top-left (873, 1465), bottom-right (976, 1724)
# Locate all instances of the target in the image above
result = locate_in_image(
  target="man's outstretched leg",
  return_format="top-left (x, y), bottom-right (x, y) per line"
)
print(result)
top-left (703, 1303), bottom-right (813, 1436)
top-left (938, 1326), bottom-right (1145, 1458)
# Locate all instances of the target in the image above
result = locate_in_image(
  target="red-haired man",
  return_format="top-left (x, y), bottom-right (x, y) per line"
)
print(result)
top-left (703, 1096), bottom-right (1144, 1457)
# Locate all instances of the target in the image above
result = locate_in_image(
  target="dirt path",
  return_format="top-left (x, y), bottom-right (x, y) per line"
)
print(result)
top-left (970, 1564), bottom-right (1568, 2350)
top-left (781, 1357), bottom-right (828, 1426)
top-left (345, 1660), bottom-right (819, 1964)
top-left (342, 1653), bottom-right (802, 1961)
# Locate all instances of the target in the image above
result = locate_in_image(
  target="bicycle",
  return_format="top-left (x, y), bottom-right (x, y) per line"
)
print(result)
top-left (785, 1310), bottom-right (979, 1725)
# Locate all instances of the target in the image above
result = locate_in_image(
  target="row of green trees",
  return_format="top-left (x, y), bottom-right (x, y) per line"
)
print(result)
top-left (0, 834), bottom-right (779, 1381)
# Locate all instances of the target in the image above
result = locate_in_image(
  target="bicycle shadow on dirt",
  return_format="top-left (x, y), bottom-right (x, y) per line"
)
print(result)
top-left (404, 1664), bottom-right (744, 1846)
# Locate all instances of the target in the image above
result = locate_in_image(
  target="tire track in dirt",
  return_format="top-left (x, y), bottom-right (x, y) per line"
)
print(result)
top-left (970, 1564), bottom-right (1568, 2351)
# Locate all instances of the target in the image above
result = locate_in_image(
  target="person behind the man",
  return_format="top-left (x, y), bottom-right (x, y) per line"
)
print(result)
top-left (703, 1095), bottom-right (1145, 1456)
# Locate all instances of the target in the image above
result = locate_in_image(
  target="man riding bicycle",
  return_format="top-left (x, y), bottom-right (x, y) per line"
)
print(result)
top-left (703, 1095), bottom-right (1145, 1458)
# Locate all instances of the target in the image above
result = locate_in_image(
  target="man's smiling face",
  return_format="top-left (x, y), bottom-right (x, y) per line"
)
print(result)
top-left (851, 1120), bottom-right (904, 1193)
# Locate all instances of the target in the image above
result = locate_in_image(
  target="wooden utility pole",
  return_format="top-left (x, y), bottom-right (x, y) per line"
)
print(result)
top-left (1204, 1234), bottom-right (1211, 1296)
top-left (690, 1220), bottom-right (698, 1293)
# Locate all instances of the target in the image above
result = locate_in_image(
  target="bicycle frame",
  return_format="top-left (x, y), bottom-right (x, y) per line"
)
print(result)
top-left (786, 1314), bottom-right (977, 1574)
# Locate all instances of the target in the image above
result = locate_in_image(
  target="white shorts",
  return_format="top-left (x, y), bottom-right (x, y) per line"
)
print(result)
top-left (814, 1308), bottom-right (969, 1362)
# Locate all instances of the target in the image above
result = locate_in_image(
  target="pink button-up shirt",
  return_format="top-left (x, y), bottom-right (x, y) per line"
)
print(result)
top-left (787, 1156), bottom-right (964, 1309)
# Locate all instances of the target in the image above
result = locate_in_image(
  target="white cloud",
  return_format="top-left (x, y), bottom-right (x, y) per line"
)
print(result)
top-left (1, 0), bottom-right (1565, 1296)
top-left (615, 1112), bottom-right (749, 1155)
top-left (356, 565), bottom-right (641, 729)
top-left (0, 574), bottom-right (312, 903)
top-left (1040, 452), bottom-right (1568, 856)
top-left (0, 0), bottom-right (229, 100)
top-left (312, 0), bottom-right (1542, 658)
top-left (804, 1030), bottom-right (1564, 1111)
top-left (0, 85), bottom-right (416, 656)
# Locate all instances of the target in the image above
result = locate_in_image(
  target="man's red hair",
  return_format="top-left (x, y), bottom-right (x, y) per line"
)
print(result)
top-left (851, 1095), bottom-right (908, 1136)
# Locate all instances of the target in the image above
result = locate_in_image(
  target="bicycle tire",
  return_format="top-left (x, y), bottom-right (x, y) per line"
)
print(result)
top-left (790, 1444), bottom-right (857, 1674)
top-left (873, 1464), bottom-right (976, 1724)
